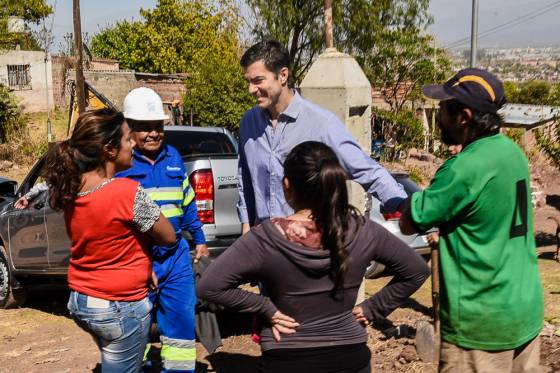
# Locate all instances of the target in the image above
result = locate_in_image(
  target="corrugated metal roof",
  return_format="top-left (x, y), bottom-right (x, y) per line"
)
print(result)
top-left (500, 103), bottom-right (560, 128)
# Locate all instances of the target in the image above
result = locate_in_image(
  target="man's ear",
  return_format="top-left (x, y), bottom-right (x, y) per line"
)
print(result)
top-left (279, 67), bottom-right (289, 86)
top-left (460, 108), bottom-right (473, 126)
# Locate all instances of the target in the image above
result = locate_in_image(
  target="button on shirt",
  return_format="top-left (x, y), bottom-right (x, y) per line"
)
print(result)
top-left (237, 92), bottom-right (407, 225)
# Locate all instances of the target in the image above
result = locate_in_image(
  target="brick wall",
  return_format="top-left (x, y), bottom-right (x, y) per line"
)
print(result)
top-left (51, 56), bottom-right (72, 108)
top-left (52, 64), bottom-right (187, 118)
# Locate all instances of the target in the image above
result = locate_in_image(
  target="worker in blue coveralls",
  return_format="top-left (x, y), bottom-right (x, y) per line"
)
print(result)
top-left (117, 87), bottom-right (209, 373)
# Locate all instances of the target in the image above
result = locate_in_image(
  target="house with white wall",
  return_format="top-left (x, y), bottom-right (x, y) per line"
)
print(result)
top-left (0, 50), bottom-right (54, 112)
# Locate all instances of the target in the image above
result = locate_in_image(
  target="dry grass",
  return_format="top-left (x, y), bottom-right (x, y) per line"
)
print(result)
top-left (1, 110), bottom-right (69, 183)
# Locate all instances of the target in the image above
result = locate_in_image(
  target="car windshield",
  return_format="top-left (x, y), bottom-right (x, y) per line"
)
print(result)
top-left (164, 130), bottom-right (237, 157)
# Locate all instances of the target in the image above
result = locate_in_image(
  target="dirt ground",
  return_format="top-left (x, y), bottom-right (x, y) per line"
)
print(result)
top-left (1, 118), bottom-right (559, 372)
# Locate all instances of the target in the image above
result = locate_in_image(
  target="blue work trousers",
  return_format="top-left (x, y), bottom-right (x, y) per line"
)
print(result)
top-left (148, 251), bottom-right (197, 373)
top-left (68, 291), bottom-right (152, 373)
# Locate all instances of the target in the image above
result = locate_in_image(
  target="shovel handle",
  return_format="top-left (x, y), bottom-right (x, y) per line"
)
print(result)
top-left (430, 244), bottom-right (440, 333)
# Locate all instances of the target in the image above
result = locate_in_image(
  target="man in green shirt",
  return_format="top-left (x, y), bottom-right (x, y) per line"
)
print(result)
top-left (400, 68), bottom-right (543, 373)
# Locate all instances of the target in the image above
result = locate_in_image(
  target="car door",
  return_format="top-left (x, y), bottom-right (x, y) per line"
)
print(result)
top-left (45, 202), bottom-right (71, 270)
top-left (6, 170), bottom-right (49, 270)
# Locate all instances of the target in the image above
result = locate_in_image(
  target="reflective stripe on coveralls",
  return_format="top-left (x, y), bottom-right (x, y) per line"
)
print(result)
top-left (182, 179), bottom-right (195, 206)
top-left (160, 336), bottom-right (196, 371)
top-left (160, 204), bottom-right (184, 218)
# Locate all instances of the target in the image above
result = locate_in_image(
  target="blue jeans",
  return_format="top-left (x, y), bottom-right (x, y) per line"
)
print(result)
top-left (67, 291), bottom-right (152, 373)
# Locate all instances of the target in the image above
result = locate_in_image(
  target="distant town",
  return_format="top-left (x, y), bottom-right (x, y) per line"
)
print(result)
top-left (450, 47), bottom-right (560, 82)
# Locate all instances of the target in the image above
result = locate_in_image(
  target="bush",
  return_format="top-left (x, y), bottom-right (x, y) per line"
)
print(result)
top-left (0, 85), bottom-right (46, 163)
top-left (503, 128), bottom-right (524, 145)
top-left (536, 124), bottom-right (560, 168)
top-left (0, 84), bottom-right (25, 143)
top-left (372, 107), bottom-right (425, 161)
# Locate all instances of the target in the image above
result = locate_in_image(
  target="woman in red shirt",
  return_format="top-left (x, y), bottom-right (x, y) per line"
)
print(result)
top-left (43, 108), bottom-right (175, 372)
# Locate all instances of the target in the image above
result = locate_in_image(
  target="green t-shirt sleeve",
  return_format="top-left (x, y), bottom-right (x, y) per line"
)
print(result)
top-left (411, 158), bottom-right (476, 231)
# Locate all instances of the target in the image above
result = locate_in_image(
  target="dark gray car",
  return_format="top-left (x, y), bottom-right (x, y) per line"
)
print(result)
top-left (0, 126), bottom-right (242, 308)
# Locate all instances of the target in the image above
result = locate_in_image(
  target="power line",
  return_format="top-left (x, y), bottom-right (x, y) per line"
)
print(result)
top-left (445, 0), bottom-right (560, 48)
top-left (444, 0), bottom-right (560, 49)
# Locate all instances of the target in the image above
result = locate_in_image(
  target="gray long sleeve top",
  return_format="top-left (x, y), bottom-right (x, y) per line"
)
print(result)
top-left (197, 216), bottom-right (429, 351)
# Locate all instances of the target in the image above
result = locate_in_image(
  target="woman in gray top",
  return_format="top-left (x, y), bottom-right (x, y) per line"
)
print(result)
top-left (197, 141), bottom-right (429, 373)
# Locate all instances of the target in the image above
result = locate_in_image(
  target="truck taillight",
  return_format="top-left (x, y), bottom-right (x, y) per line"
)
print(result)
top-left (190, 169), bottom-right (214, 224)
top-left (383, 211), bottom-right (402, 220)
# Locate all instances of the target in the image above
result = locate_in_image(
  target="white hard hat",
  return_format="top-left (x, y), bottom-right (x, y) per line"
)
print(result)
top-left (123, 87), bottom-right (169, 121)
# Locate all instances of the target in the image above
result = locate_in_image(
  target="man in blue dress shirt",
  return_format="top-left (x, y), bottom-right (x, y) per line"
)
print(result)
top-left (237, 39), bottom-right (407, 233)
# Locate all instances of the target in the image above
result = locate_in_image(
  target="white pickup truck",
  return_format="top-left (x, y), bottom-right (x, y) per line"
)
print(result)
top-left (163, 126), bottom-right (241, 256)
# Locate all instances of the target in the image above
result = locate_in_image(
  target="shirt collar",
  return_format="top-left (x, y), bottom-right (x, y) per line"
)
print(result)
top-left (281, 90), bottom-right (303, 120)
top-left (132, 144), bottom-right (169, 164)
top-left (262, 90), bottom-right (303, 122)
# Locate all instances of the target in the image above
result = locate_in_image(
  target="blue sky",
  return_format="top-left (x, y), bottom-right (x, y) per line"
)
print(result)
top-left (41, 0), bottom-right (560, 53)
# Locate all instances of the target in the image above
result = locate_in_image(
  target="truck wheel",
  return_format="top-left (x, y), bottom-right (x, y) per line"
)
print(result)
top-left (0, 246), bottom-right (26, 309)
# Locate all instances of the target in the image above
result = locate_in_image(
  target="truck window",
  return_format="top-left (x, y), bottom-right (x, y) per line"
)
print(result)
top-left (164, 131), bottom-right (237, 157)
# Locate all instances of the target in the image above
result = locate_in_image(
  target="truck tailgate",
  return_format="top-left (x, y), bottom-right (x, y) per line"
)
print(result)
top-left (209, 156), bottom-right (241, 237)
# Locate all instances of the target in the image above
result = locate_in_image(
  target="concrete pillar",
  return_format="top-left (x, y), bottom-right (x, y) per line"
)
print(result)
top-left (300, 48), bottom-right (373, 303)
top-left (300, 48), bottom-right (372, 216)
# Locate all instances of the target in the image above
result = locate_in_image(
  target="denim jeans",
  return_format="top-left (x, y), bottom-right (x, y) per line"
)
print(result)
top-left (67, 291), bottom-right (152, 373)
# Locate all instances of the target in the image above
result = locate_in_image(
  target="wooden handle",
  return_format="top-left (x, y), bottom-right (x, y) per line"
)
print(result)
top-left (431, 246), bottom-right (440, 333)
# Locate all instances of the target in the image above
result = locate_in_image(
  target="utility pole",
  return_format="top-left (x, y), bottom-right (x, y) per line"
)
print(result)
top-left (324, 0), bottom-right (334, 49)
top-left (470, 0), bottom-right (479, 68)
top-left (73, 0), bottom-right (86, 114)
top-left (42, 21), bottom-right (53, 143)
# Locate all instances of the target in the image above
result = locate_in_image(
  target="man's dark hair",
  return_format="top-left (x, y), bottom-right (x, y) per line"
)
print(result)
top-left (240, 39), bottom-right (291, 77)
top-left (445, 99), bottom-right (504, 136)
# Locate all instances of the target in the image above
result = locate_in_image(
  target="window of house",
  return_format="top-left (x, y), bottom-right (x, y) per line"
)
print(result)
top-left (7, 64), bottom-right (31, 90)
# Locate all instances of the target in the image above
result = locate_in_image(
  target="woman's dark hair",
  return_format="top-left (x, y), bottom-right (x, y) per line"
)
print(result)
top-left (42, 108), bottom-right (125, 211)
top-left (446, 99), bottom-right (504, 136)
top-left (283, 141), bottom-right (363, 293)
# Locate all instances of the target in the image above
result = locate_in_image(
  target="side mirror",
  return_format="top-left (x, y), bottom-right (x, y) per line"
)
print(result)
top-left (0, 179), bottom-right (17, 197)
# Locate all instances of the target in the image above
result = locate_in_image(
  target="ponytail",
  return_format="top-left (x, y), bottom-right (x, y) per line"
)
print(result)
top-left (283, 141), bottom-right (363, 294)
top-left (43, 141), bottom-right (81, 210)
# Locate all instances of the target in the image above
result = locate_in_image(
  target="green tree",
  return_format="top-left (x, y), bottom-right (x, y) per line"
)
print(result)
top-left (246, 0), bottom-right (449, 152)
top-left (372, 106), bottom-right (425, 158)
top-left (517, 80), bottom-right (551, 105)
top-left (0, 84), bottom-right (23, 142)
top-left (503, 81), bottom-right (519, 103)
top-left (246, 0), bottom-right (450, 108)
top-left (92, 0), bottom-right (253, 128)
top-left (545, 83), bottom-right (560, 106)
top-left (92, 0), bottom-right (233, 74)
top-left (183, 19), bottom-right (253, 130)
top-left (352, 30), bottom-right (449, 112)
top-left (537, 82), bottom-right (560, 168)
top-left (245, 0), bottom-right (325, 85)
top-left (336, 0), bottom-right (450, 111)
top-left (0, 0), bottom-right (52, 50)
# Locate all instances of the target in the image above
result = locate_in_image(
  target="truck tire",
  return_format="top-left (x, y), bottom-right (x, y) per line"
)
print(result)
top-left (0, 246), bottom-right (27, 309)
